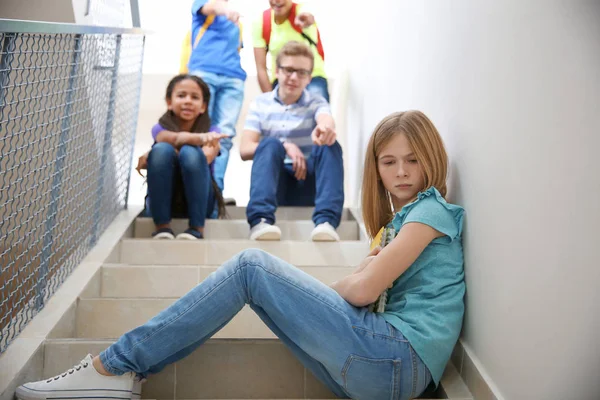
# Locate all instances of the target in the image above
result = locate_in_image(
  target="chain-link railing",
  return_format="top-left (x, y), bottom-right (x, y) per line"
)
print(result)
top-left (0, 20), bottom-right (145, 353)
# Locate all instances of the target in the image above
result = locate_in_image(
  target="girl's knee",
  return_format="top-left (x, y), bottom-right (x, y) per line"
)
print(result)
top-left (234, 249), bottom-right (287, 276)
top-left (178, 145), bottom-right (207, 169)
top-left (148, 142), bottom-right (176, 165)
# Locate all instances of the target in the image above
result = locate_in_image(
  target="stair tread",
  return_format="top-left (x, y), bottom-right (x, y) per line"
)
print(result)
top-left (118, 239), bottom-right (369, 266)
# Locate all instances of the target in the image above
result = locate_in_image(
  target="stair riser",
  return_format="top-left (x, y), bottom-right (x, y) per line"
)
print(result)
top-left (100, 266), bottom-right (352, 298)
top-left (134, 220), bottom-right (359, 241)
top-left (76, 301), bottom-right (272, 339)
top-left (222, 207), bottom-right (354, 221)
top-left (118, 240), bottom-right (369, 266)
top-left (43, 340), bottom-right (337, 400)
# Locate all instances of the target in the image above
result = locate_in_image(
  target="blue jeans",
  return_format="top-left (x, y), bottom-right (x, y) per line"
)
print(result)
top-left (146, 143), bottom-right (214, 228)
top-left (307, 76), bottom-right (330, 102)
top-left (100, 249), bottom-right (432, 400)
top-left (246, 137), bottom-right (344, 228)
top-left (191, 70), bottom-right (245, 192)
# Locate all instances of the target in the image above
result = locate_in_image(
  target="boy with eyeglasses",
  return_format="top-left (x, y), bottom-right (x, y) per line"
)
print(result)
top-left (241, 41), bottom-right (344, 242)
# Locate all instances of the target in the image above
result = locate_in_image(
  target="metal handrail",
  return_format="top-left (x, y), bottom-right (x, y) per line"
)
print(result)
top-left (0, 18), bottom-right (146, 35)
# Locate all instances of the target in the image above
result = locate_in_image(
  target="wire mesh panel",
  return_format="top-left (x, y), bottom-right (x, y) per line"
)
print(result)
top-left (0, 30), bottom-right (144, 352)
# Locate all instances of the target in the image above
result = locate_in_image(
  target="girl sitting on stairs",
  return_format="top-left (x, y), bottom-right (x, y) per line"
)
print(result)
top-left (136, 74), bottom-right (227, 240)
top-left (17, 110), bottom-right (465, 400)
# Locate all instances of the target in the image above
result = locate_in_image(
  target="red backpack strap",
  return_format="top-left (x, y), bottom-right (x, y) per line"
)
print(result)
top-left (314, 28), bottom-right (325, 61)
top-left (288, 3), bottom-right (325, 61)
top-left (288, 3), bottom-right (303, 35)
top-left (262, 8), bottom-right (272, 49)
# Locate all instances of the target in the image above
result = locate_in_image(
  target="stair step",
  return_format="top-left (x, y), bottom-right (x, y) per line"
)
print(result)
top-left (222, 206), bottom-right (354, 221)
top-left (75, 299), bottom-right (275, 339)
top-left (134, 219), bottom-right (359, 240)
top-left (100, 265), bottom-right (352, 298)
top-left (43, 339), bottom-right (447, 399)
top-left (118, 239), bottom-right (369, 266)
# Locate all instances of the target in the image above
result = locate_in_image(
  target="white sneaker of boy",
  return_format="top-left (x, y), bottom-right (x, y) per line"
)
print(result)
top-left (310, 222), bottom-right (340, 242)
top-left (249, 219), bottom-right (282, 241)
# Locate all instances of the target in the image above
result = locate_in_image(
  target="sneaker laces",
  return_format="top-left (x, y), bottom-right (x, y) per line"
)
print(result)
top-left (46, 357), bottom-right (90, 383)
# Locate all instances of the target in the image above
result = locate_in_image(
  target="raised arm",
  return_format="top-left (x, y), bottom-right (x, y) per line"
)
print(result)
top-left (311, 102), bottom-right (337, 146)
top-left (199, 0), bottom-right (239, 21)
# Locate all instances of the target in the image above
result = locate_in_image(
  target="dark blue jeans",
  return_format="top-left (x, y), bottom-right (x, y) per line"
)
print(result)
top-left (146, 143), bottom-right (214, 228)
top-left (306, 77), bottom-right (330, 102)
top-left (246, 137), bottom-right (344, 228)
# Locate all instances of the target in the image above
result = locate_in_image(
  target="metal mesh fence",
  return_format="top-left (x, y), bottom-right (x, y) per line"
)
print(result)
top-left (0, 29), bottom-right (144, 352)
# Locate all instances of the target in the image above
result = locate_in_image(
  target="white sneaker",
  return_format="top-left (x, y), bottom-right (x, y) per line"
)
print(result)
top-left (249, 219), bottom-right (281, 241)
top-left (311, 222), bottom-right (340, 242)
top-left (16, 354), bottom-right (135, 400)
top-left (152, 228), bottom-right (175, 240)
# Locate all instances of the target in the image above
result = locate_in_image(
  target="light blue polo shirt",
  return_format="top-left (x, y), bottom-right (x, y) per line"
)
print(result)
top-left (243, 87), bottom-right (331, 162)
top-left (189, 0), bottom-right (246, 81)
top-left (381, 187), bottom-right (466, 386)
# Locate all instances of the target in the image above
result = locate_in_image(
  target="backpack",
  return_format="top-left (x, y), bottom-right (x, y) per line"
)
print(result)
top-left (180, 15), bottom-right (243, 74)
top-left (262, 2), bottom-right (325, 61)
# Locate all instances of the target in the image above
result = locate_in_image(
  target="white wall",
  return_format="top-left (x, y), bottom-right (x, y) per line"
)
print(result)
top-left (341, 1), bottom-right (600, 399)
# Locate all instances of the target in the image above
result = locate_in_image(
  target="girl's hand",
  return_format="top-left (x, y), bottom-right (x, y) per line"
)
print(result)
top-left (135, 151), bottom-right (149, 177)
top-left (203, 143), bottom-right (220, 164)
top-left (175, 132), bottom-right (227, 148)
top-left (353, 246), bottom-right (381, 274)
top-left (199, 132), bottom-right (228, 147)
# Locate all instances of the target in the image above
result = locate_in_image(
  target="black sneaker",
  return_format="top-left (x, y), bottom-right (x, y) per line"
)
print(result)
top-left (152, 227), bottom-right (175, 240)
top-left (176, 228), bottom-right (204, 240)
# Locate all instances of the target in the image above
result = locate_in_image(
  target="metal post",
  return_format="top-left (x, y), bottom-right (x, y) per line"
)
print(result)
top-left (130, 0), bottom-right (141, 28)
top-left (91, 34), bottom-right (121, 245)
top-left (37, 33), bottom-right (82, 310)
top-left (0, 34), bottom-right (16, 112)
top-left (123, 35), bottom-right (145, 210)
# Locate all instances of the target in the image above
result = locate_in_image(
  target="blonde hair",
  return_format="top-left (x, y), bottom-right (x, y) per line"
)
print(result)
top-left (276, 41), bottom-right (314, 71)
top-left (361, 110), bottom-right (449, 239)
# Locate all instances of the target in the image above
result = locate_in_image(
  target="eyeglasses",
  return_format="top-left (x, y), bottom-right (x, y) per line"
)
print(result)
top-left (277, 65), bottom-right (311, 78)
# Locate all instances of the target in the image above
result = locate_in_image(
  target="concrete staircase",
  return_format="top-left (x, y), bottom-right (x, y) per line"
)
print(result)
top-left (33, 206), bottom-right (471, 400)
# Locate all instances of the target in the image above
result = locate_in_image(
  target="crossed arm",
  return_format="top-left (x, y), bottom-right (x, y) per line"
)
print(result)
top-left (135, 130), bottom-right (225, 176)
top-left (331, 222), bottom-right (444, 307)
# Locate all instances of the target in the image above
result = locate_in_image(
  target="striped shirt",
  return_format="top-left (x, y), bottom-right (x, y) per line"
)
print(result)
top-left (244, 88), bottom-right (331, 161)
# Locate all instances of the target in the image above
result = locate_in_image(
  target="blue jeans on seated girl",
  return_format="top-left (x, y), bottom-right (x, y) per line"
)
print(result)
top-left (100, 249), bottom-right (432, 400)
top-left (246, 137), bottom-right (344, 228)
top-left (146, 142), bottom-right (214, 227)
